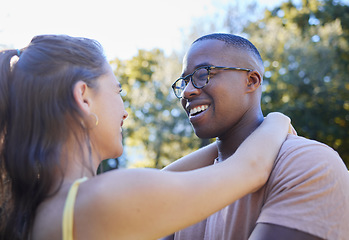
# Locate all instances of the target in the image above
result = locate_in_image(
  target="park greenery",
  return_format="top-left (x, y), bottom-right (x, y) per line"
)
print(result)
top-left (107, 0), bottom-right (348, 170)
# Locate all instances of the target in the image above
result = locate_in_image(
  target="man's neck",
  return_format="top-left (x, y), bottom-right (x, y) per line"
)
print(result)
top-left (216, 112), bottom-right (264, 161)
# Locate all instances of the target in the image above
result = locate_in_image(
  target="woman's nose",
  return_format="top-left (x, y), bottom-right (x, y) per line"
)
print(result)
top-left (123, 110), bottom-right (128, 120)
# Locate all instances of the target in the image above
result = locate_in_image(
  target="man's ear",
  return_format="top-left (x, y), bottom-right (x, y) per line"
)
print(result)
top-left (246, 70), bottom-right (262, 93)
top-left (73, 81), bottom-right (92, 115)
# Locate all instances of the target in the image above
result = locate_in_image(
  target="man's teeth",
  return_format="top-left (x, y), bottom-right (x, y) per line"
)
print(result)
top-left (190, 105), bottom-right (208, 116)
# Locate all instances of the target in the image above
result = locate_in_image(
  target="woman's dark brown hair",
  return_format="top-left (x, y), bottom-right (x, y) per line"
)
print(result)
top-left (0, 35), bottom-right (107, 239)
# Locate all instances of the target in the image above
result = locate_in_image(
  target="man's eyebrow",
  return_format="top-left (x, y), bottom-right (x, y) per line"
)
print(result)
top-left (194, 62), bottom-right (213, 69)
top-left (181, 62), bottom-right (213, 77)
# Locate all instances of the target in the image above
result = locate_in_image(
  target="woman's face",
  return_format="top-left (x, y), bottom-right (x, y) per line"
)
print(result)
top-left (90, 64), bottom-right (128, 160)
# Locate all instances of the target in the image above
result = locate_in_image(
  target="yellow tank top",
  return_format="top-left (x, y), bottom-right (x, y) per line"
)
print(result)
top-left (62, 177), bottom-right (88, 240)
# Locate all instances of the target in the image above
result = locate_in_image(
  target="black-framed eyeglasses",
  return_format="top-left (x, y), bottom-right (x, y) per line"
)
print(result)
top-left (171, 65), bottom-right (252, 99)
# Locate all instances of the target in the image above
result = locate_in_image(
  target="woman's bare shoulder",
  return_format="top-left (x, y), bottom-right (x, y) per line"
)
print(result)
top-left (73, 169), bottom-right (160, 239)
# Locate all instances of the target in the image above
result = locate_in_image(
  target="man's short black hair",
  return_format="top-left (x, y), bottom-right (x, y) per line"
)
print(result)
top-left (193, 33), bottom-right (263, 65)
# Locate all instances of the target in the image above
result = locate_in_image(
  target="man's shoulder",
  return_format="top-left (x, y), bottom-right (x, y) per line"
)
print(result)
top-left (281, 134), bottom-right (333, 152)
top-left (270, 134), bottom-right (347, 186)
top-left (278, 135), bottom-right (340, 165)
top-left (262, 135), bottom-right (349, 240)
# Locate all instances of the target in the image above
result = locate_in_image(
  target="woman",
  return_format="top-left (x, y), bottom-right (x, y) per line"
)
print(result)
top-left (0, 35), bottom-right (292, 240)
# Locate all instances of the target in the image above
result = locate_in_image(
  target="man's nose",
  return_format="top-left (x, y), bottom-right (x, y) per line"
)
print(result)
top-left (182, 79), bottom-right (201, 99)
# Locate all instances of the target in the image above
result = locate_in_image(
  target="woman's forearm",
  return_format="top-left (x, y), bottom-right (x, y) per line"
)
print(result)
top-left (162, 142), bottom-right (217, 171)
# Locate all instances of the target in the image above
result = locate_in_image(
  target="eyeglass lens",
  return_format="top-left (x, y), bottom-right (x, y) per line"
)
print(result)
top-left (174, 68), bottom-right (209, 97)
top-left (192, 68), bottom-right (209, 88)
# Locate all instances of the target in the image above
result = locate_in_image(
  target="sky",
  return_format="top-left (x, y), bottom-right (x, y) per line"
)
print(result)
top-left (0, 0), bottom-right (298, 60)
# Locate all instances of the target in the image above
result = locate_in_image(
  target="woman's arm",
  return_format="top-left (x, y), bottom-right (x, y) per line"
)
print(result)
top-left (76, 113), bottom-right (290, 240)
top-left (162, 142), bottom-right (218, 171)
top-left (164, 114), bottom-right (296, 172)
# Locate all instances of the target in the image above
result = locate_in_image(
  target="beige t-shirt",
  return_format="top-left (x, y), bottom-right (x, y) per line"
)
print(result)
top-left (173, 135), bottom-right (349, 240)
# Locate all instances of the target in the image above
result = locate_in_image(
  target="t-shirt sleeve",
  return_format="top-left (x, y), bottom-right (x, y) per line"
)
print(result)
top-left (257, 136), bottom-right (349, 240)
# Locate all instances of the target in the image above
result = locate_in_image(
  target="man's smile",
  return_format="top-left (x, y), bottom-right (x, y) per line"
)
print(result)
top-left (189, 105), bottom-right (209, 116)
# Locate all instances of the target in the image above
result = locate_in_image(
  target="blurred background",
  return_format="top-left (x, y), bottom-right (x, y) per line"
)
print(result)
top-left (2, 0), bottom-right (348, 170)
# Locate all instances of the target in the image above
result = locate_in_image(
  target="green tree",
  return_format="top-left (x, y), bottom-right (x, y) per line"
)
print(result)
top-left (112, 49), bottom-right (201, 169)
top-left (108, 0), bottom-right (349, 169)
top-left (242, 0), bottom-right (349, 167)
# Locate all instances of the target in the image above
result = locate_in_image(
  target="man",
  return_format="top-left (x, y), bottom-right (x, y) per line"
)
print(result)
top-left (164, 33), bottom-right (349, 239)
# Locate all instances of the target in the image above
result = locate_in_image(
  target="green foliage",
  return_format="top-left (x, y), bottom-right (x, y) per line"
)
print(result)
top-left (111, 50), bottom-right (201, 169)
top-left (108, 0), bottom-right (348, 169)
top-left (244, 0), bottom-right (349, 167)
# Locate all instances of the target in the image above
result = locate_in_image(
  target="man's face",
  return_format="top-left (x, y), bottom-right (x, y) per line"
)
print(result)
top-left (180, 39), bottom-right (253, 139)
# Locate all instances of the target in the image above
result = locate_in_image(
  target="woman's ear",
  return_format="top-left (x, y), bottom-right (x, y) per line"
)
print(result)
top-left (246, 70), bottom-right (262, 93)
top-left (73, 81), bottom-right (91, 115)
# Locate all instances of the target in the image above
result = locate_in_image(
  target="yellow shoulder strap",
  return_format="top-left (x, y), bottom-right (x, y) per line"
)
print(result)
top-left (62, 177), bottom-right (88, 240)
top-left (288, 124), bottom-right (297, 135)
